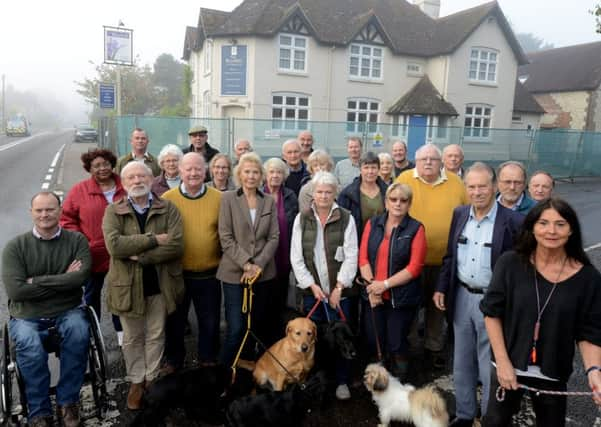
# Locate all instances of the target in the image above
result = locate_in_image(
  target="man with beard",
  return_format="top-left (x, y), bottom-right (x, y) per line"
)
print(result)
top-left (103, 162), bottom-right (184, 410)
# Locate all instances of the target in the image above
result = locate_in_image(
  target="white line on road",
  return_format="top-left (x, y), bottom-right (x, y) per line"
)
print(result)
top-left (50, 144), bottom-right (65, 168)
top-left (41, 183), bottom-right (49, 190)
top-left (0, 132), bottom-right (52, 153)
top-left (44, 174), bottom-right (52, 180)
top-left (48, 168), bottom-right (54, 173)
top-left (585, 243), bottom-right (601, 252)
top-left (41, 144), bottom-right (66, 191)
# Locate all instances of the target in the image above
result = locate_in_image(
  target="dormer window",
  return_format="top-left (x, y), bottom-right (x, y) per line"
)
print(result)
top-left (278, 34), bottom-right (307, 73)
top-left (349, 43), bottom-right (383, 80)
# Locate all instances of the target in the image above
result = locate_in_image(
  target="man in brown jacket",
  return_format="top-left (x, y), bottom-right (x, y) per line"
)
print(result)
top-left (102, 162), bottom-right (184, 410)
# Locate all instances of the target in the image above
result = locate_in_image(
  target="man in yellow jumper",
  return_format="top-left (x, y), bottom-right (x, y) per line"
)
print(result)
top-left (395, 144), bottom-right (467, 368)
top-left (162, 152), bottom-right (222, 368)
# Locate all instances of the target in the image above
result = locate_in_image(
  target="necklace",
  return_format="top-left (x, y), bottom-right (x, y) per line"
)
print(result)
top-left (530, 256), bottom-right (568, 364)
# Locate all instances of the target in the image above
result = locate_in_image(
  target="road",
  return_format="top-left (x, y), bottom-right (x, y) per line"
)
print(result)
top-left (1, 132), bottom-right (601, 425)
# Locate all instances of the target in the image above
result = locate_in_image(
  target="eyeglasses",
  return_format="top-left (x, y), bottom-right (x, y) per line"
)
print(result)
top-left (388, 197), bottom-right (409, 203)
top-left (415, 157), bottom-right (441, 162)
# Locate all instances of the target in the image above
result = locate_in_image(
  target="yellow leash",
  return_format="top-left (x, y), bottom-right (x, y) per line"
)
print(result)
top-left (231, 270), bottom-right (261, 380)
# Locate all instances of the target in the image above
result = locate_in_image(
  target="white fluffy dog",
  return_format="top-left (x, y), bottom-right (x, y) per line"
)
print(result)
top-left (363, 363), bottom-right (449, 427)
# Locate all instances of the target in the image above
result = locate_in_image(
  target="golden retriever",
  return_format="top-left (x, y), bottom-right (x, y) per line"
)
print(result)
top-left (252, 317), bottom-right (317, 391)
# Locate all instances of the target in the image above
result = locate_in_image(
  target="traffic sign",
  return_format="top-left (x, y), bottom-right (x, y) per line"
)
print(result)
top-left (99, 83), bottom-right (115, 109)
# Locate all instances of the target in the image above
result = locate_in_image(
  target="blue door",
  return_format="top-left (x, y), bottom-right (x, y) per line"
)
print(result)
top-left (407, 115), bottom-right (428, 160)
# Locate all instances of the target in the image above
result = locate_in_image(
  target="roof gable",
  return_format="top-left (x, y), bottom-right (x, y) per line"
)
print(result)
top-left (187, 0), bottom-right (525, 62)
top-left (513, 80), bottom-right (544, 114)
top-left (519, 41), bottom-right (601, 93)
top-left (387, 75), bottom-right (458, 116)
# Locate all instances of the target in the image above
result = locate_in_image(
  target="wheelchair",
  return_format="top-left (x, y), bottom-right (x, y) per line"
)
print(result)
top-left (0, 306), bottom-right (108, 425)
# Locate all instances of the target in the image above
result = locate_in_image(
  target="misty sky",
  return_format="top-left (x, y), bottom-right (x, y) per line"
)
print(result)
top-left (1, 0), bottom-right (599, 123)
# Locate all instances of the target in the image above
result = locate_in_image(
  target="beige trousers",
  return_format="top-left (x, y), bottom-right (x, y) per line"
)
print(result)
top-left (120, 294), bottom-right (167, 384)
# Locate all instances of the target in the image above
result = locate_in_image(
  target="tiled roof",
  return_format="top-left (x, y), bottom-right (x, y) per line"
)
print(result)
top-left (513, 80), bottom-right (544, 114)
top-left (519, 41), bottom-right (601, 93)
top-left (186, 0), bottom-right (526, 63)
top-left (387, 75), bottom-right (458, 116)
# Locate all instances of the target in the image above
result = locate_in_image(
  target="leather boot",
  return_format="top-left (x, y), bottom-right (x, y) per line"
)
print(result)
top-left (57, 403), bottom-right (81, 427)
top-left (127, 381), bottom-right (145, 410)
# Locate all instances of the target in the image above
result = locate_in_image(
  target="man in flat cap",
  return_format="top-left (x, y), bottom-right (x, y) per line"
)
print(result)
top-left (184, 126), bottom-right (220, 182)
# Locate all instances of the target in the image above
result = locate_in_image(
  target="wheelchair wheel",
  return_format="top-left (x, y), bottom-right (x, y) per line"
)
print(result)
top-left (86, 307), bottom-right (108, 419)
top-left (1, 324), bottom-right (10, 424)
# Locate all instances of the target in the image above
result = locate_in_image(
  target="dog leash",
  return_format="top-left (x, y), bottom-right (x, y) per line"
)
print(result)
top-left (248, 329), bottom-right (303, 387)
top-left (356, 277), bottom-right (383, 362)
top-left (305, 298), bottom-right (321, 319)
top-left (496, 385), bottom-right (601, 402)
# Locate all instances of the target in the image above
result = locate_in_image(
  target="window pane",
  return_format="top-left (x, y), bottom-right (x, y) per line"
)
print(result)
top-left (348, 100), bottom-right (356, 109)
top-left (469, 61), bottom-right (478, 71)
top-left (484, 108), bottom-right (491, 116)
top-left (481, 51), bottom-right (488, 60)
top-left (298, 110), bottom-right (308, 119)
top-left (466, 106), bottom-right (473, 115)
top-left (474, 118), bottom-right (481, 127)
top-left (280, 35), bottom-right (291, 46)
top-left (373, 48), bottom-right (382, 57)
top-left (273, 96), bottom-right (283, 104)
top-left (350, 57), bottom-right (359, 66)
top-left (489, 52), bottom-right (497, 61)
top-left (272, 108), bottom-right (282, 118)
top-left (483, 118), bottom-right (490, 127)
top-left (373, 59), bottom-right (381, 68)
top-left (361, 67), bottom-right (370, 76)
top-left (358, 113), bottom-right (367, 122)
top-left (369, 113), bottom-right (378, 122)
top-left (294, 51), bottom-right (305, 60)
top-left (280, 48), bottom-right (290, 59)
top-left (488, 63), bottom-right (496, 73)
top-left (279, 58), bottom-right (290, 69)
top-left (347, 112), bottom-right (355, 121)
top-left (294, 37), bottom-right (306, 48)
top-left (465, 118), bottom-right (472, 127)
top-left (473, 128), bottom-right (481, 137)
top-left (475, 107), bottom-right (482, 115)
top-left (471, 49), bottom-right (479, 58)
top-left (479, 71), bottom-right (486, 80)
top-left (299, 98), bottom-right (309, 106)
top-left (286, 97), bottom-right (296, 105)
top-left (350, 66), bottom-right (358, 75)
top-left (469, 70), bottom-right (477, 79)
top-left (370, 102), bottom-right (378, 111)
top-left (361, 58), bottom-right (370, 67)
top-left (359, 101), bottom-right (368, 110)
top-left (362, 46), bottom-right (371, 55)
top-left (372, 69), bottom-right (380, 78)
top-left (285, 109), bottom-right (296, 119)
top-left (294, 60), bottom-right (304, 70)
top-left (351, 45), bottom-right (360, 54)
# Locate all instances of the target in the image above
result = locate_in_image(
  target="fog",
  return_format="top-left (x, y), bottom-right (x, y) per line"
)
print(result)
top-left (1, 0), bottom-right (598, 128)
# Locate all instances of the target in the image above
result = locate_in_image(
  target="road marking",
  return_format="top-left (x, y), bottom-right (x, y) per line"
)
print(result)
top-left (0, 132), bottom-right (51, 152)
top-left (585, 243), bottom-right (601, 252)
top-left (41, 144), bottom-right (66, 191)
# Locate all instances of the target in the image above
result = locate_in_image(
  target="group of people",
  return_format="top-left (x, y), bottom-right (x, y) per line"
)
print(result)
top-left (2, 125), bottom-right (601, 427)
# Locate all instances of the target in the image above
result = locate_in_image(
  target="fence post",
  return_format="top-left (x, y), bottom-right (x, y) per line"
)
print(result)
top-left (525, 128), bottom-right (536, 173)
top-left (568, 131), bottom-right (585, 182)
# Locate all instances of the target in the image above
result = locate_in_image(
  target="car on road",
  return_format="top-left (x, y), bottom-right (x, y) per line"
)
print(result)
top-left (74, 124), bottom-right (98, 142)
top-left (5, 116), bottom-right (31, 137)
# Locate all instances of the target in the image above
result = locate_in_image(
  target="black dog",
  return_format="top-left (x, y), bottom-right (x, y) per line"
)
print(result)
top-left (225, 371), bottom-right (327, 427)
top-left (129, 364), bottom-right (232, 427)
top-left (315, 320), bottom-right (357, 370)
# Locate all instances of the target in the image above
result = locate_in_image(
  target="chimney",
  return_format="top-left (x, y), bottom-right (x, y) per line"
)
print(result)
top-left (414, 0), bottom-right (440, 19)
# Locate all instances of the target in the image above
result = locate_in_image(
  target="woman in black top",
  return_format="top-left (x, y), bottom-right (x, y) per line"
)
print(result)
top-left (480, 198), bottom-right (601, 426)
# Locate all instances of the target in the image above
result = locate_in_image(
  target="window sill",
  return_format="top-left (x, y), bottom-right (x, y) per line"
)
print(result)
top-left (463, 136), bottom-right (492, 143)
top-left (277, 70), bottom-right (308, 77)
top-left (468, 80), bottom-right (498, 88)
top-left (348, 77), bottom-right (384, 85)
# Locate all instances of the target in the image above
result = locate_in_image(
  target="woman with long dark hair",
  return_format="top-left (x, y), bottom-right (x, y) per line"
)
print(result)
top-left (480, 198), bottom-right (601, 426)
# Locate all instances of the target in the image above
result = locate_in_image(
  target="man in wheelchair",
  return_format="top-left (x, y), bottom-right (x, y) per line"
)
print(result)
top-left (1, 192), bottom-right (91, 427)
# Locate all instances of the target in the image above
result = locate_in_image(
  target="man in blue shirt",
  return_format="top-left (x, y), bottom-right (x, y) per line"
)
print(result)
top-left (433, 162), bottom-right (523, 426)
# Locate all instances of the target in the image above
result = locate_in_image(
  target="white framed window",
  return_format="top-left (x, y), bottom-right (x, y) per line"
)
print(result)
top-left (468, 48), bottom-right (498, 83)
top-left (204, 40), bottom-right (212, 75)
top-left (347, 98), bottom-right (379, 133)
top-left (202, 91), bottom-right (211, 118)
top-left (349, 44), bottom-right (383, 80)
top-left (278, 34), bottom-right (307, 73)
top-left (392, 115), bottom-right (408, 137)
top-left (271, 93), bottom-right (310, 130)
top-left (464, 104), bottom-right (493, 139)
top-left (406, 63), bottom-right (423, 77)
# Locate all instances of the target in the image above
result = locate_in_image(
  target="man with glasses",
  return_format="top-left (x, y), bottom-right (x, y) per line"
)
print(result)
top-left (184, 126), bottom-right (219, 181)
top-left (433, 163), bottom-right (523, 426)
top-left (496, 161), bottom-right (535, 214)
top-left (395, 144), bottom-right (467, 369)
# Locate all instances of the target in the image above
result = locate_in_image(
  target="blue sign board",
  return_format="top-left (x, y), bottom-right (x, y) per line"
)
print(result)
top-left (221, 45), bottom-right (247, 96)
top-left (99, 83), bottom-right (115, 109)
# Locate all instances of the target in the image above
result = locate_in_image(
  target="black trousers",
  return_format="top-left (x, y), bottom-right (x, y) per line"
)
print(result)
top-left (482, 368), bottom-right (567, 427)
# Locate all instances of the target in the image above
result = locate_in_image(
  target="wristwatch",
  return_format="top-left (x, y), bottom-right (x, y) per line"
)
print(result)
top-left (383, 279), bottom-right (390, 290)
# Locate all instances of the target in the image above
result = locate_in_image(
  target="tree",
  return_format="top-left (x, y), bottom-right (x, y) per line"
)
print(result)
top-left (594, 3), bottom-right (601, 33)
top-left (516, 32), bottom-right (554, 53)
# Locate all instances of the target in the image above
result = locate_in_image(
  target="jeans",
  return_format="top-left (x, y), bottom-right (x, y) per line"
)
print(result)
top-left (303, 295), bottom-right (354, 385)
top-left (9, 307), bottom-right (90, 419)
top-left (84, 271), bottom-right (122, 332)
top-left (219, 280), bottom-right (273, 367)
top-left (453, 286), bottom-right (491, 419)
top-left (361, 298), bottom-right (416, 359)
top-left (165, 276), bottom-right (221, 367)
top-left (482, 369), bottom-right (567, 427)
top-left (408, 265), bottom-right (446, 352)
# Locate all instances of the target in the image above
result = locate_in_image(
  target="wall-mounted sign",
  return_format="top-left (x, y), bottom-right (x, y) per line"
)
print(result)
top-left (104, 26), bottom-right (133, 66)
top-left (221, 45), bottom-right (247, 96)
top-left (99, 83), bottom-right (115, 109)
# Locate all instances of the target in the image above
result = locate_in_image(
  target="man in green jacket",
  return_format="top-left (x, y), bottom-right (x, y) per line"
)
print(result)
top-left (102, 161), bottom-right (184, 410)
top-left (2, 192), bottom-right (92, 427)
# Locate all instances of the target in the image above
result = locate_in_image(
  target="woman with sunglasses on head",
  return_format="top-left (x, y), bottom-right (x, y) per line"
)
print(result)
top-left (481, 198), bottom-right (601, 426)
top-left (358, 183), bottom-right (426, 381)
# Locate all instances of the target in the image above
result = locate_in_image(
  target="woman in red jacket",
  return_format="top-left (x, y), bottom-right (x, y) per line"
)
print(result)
top-left (60, 149), bottom-right (126, 336)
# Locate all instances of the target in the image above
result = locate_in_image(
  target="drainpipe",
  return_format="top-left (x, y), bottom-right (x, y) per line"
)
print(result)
top-left (326, 45), bottom-right (336, 123)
